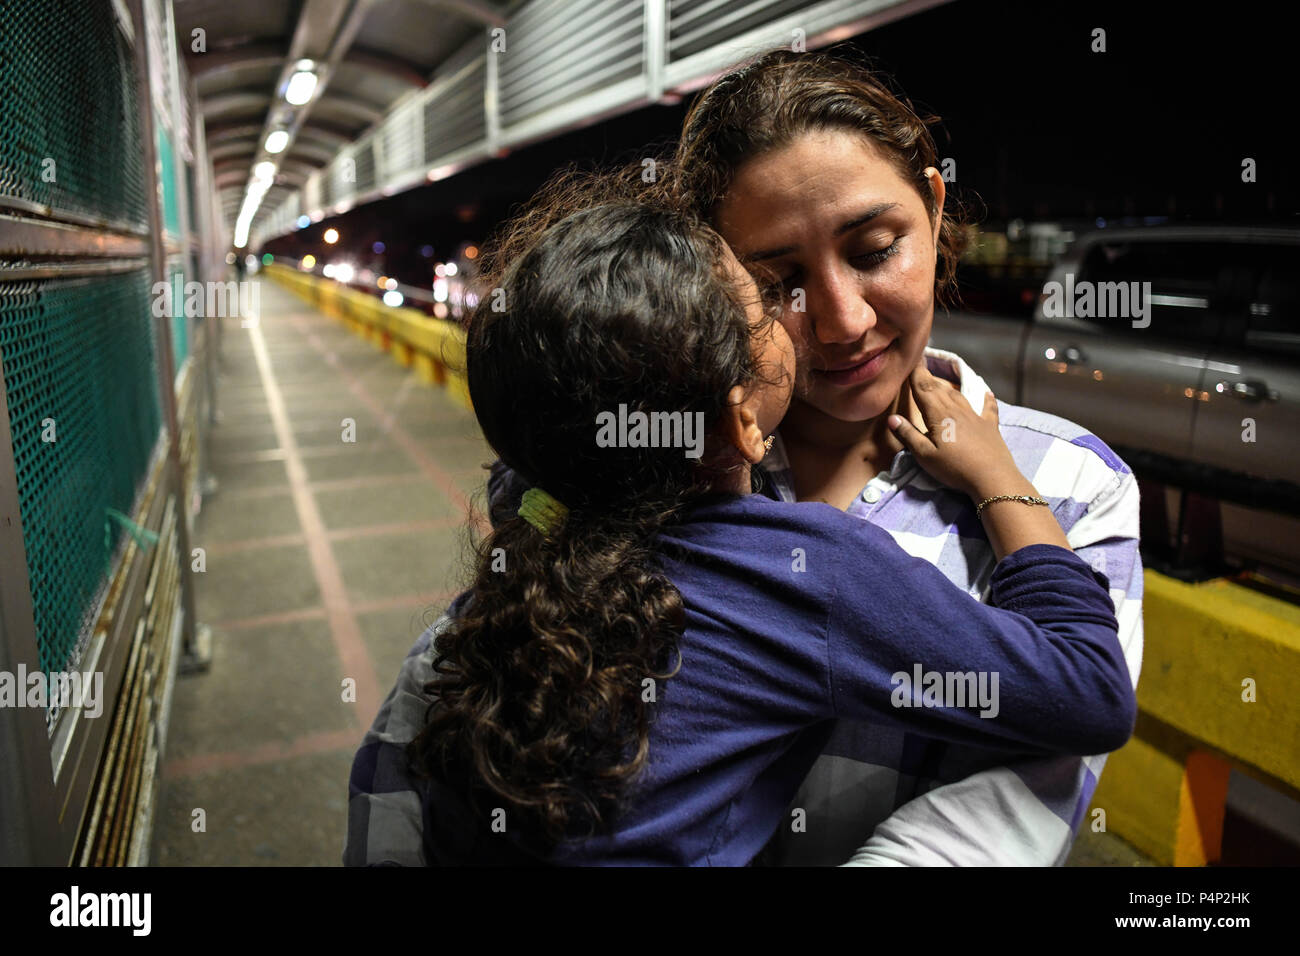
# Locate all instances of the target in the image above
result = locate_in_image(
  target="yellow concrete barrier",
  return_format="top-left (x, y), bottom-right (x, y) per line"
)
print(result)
top-left (1090, 570), bottom-right (1300, 865)
top-left (265, 263), bottom-right (470, 410)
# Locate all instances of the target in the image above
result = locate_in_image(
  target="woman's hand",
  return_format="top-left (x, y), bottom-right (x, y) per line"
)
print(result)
top-left (886, 364), bottom-right (1021, 501)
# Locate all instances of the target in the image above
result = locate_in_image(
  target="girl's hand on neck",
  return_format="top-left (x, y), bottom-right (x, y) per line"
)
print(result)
top-left (778, 366), bottom-right (939, 509)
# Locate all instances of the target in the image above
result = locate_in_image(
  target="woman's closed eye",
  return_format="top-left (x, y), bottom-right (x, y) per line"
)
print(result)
top-left (763, 238), bottom-right (903, 298)
top-left (849, 237), bottom-right (901, 270)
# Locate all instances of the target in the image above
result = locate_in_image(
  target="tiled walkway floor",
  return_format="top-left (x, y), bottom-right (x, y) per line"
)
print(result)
top-left (151, 278), bottom-right (492, 865)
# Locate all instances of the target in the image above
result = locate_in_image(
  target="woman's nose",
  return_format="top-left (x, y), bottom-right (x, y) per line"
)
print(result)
top-left (804, 269), bottom-right (876, 346)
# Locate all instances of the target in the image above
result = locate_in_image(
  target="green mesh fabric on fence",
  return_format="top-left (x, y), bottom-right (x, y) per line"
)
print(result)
top-left (0, 0), bottom-right (149, 229)
top-left (0, 272), bottom-right (162, 694)
top-left (165, 262), bottom-right (189, 370)
top-left (159, 124), bottom-right (180, 237)
top-left (171, 301), bottom-right (189, 371)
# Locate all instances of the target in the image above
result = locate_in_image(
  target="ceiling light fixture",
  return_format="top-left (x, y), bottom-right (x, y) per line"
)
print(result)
top-left (284, 69), bottom-right (318, 106)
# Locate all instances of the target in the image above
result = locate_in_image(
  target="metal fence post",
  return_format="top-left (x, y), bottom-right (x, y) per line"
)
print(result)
top-left (128, 0), bottom-right (205, 670)
top-left (484, 28), bottom-right (500, 153)
top-left (644, 0), bottom-right (667, 102)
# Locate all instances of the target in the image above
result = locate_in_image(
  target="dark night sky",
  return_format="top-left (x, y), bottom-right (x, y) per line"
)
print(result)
top-left (263, 0), bottom-right (1295, 285)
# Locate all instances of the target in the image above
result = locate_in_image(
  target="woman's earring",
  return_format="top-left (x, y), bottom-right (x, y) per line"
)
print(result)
top-left (763, 435), bottom-right (775, 452)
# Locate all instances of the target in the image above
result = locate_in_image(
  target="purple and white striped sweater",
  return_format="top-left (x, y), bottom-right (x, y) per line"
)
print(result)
top-left (761, 347), bottom-right (1144, 866)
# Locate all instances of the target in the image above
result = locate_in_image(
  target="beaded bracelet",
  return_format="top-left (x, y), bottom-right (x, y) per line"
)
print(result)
top-left (975, 494), bottom-right (1049, 517)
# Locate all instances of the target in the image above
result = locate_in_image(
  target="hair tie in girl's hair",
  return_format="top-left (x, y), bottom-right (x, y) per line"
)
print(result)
top-left (518, 487), bottom-right (569, 535)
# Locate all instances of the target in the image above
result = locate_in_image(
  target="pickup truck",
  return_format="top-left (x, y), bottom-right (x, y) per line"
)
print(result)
top-left (930, 225), bottom-right (1300, 577)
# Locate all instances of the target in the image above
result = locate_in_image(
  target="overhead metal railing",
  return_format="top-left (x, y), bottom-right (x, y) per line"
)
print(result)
top-left (497, 0), bottom-right (645, 131)
top-left (249, 0), bottom-right (950, 248)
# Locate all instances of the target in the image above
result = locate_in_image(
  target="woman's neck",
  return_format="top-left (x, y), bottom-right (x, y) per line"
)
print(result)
top-left (782, 387), bottom-right (917, 466)
top-left (775, 387), bottom-right (924, 510)
top-left (698, 381), bottom-right (929, 500)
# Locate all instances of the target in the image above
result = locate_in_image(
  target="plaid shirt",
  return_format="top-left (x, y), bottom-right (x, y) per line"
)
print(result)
top-left (761, 348), bottom-right (1144, 866)
top-left (344, 347), bottom-right (1143, 866)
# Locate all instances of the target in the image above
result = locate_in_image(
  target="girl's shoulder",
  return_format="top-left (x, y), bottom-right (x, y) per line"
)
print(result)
top-left (667, 494), bottom-right (899, 578)
top-left (685, 491), bottom-right (894, 538)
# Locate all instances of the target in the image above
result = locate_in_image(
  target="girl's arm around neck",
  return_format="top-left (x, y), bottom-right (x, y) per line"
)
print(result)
top-left (819, 516), bottom-right (1134, 756)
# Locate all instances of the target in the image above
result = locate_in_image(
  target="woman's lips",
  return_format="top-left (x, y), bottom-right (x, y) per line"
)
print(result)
top-left (814, 342), bottom-right (894, 387)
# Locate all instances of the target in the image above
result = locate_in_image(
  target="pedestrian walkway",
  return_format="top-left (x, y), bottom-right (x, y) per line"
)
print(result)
top-left (150, 278), bottom-right (492, 865)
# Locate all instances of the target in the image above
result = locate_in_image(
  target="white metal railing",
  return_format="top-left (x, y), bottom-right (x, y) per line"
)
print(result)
top-left (249, 0), bottom-right (941, 248)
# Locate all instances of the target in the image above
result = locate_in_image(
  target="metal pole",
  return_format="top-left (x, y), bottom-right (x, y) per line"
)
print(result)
top-left (194, 112), bottom-right (223, 462)
top-left (163, 0), bottom-right (195, 274)
top-left (484, 31), bottom-right (500, 154)
top-left (162, 0), bottom-right (208, 509)
top-left (128, 0), bottom-right (206, 668)
top-left (644, 0), bottom-right (666, 103)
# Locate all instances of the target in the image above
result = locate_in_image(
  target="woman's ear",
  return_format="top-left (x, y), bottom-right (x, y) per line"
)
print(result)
top-left (923, 166), bottom-right (946, 249)
top-left (721, 384), bottom-right (768, 465)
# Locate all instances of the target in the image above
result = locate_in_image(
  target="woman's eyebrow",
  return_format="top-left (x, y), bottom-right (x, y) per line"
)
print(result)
top-left (834, 202), bottom-right (901, 236)
top-left (741, 202), bottom-right (902, 263)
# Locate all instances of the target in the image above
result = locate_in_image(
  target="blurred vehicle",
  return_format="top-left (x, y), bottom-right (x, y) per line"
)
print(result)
top-left (932, 225), bottom-right (1300, 576)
